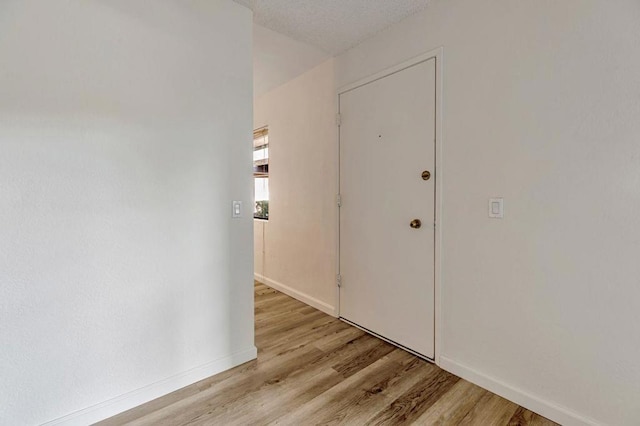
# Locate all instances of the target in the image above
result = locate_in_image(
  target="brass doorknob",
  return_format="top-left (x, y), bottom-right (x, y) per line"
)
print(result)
top-left (410, 219), bottom-right (422, 229)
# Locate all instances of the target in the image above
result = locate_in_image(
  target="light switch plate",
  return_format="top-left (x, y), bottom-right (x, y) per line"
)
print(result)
top-left (489, 198), bottom-right (504, 219)
top-left (232, 201), bottom-right (242, 218)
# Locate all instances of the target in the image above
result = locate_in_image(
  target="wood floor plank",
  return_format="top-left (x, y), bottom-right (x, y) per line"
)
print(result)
top-left (223, 367), bottom-right (343, 426)
top-left (330, 338), bottom-right (396, 378)
top-left (313, 324), bottom-right (366, 352)
top-left (183, 334), bottom-right (398, 424)
top-left (412, 379), bottom-right (488, 425)
top-left (258, 312), bottom-right (349, 345)
top-left (258, 319), bottom-right (357, 364)
top-left (458, 392), bottom-right (520, 426)
top-left (256, 310), bottom-right (332, 343)
top-left (508, 406), bottom-right (559, 426)
top-left (97, 281), bottom-right (560, 426)
top-left (189, 363), bottom-right (344, 426)
top-left (268, 351), bottom-right (408, 425)
top-left (312, 354), bottom-right (442, 425)
top-left (365, 367), bottom-right (460, 425)
top-left (126, 346), bottom-right (327, 426)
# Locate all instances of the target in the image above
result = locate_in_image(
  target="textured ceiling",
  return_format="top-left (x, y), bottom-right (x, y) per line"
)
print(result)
top-left (235, 0), bottom-right (431, 54)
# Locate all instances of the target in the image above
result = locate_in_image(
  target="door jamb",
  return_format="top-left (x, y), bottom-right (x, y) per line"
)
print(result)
top-left (335, 47), bottom-right (444, 365)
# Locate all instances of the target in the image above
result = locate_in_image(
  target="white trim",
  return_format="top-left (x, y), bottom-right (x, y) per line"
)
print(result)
top-left (432, 47), bottom-right (444, 366)
top-left (255, 273), bottom-right (338, 317)
top-left (439, 356), bottom-right (602, 426)
top-left (337, 48), bottom-right (443, 95)
top-left (335, 79), bottom-right (342, 318)
top-left (42, 347), bottom-right (258, 426)
top-left (336, 46), bottom-right (444, 362)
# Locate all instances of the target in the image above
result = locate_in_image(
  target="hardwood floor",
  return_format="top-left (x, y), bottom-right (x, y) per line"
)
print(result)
top-left (98, 281), bottom-right (558, 426)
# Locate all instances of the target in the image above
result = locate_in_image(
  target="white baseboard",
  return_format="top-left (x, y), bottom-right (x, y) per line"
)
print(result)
top-left (439, 356), bottom-right (601, 426)
top-left (42, 346), bottom-right (258, 426)
top-left (255, 273), bottom-right (337, 317)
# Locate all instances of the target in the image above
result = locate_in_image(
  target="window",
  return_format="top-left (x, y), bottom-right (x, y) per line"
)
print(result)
top-left (253, 127), bottom-right (269, 220)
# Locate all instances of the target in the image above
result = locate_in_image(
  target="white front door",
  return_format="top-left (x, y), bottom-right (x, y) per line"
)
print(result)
top-left (339, 58), bottom-right (436, 359)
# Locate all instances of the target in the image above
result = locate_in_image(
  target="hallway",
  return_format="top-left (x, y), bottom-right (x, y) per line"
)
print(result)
top-left (99, 282), bottom-right (557, 425)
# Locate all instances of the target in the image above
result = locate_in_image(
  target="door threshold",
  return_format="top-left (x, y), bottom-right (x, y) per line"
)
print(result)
top-left (340, 317), bottom-right (434, 363)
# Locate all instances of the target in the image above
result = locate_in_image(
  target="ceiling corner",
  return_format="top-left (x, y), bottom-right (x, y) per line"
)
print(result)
top-left (233, 0), bottom-right (255, 11)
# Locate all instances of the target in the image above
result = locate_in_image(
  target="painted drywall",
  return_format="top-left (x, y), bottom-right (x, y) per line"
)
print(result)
top-left (336, 1), bottom-right (640, 425)
top-left (254, 59), bottom-right (338, 315)
top-left (253, 24), bottom-right (330, 98)
top-left (0, 1), bottom-right (255, 425)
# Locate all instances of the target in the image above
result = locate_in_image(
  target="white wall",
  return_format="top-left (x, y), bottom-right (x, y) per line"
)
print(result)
top-left (336, 1), bottom-right (640, 425)
top-left (253, 24), bottom-right (331, 98)
top-left (0, 1), bottom-right (255, 425)
top-left (254, 59), bottom-right (338, 315)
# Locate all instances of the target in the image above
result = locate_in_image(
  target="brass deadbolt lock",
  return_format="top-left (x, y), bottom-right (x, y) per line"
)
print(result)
top-left (422, 171), bottom-right (431, 181)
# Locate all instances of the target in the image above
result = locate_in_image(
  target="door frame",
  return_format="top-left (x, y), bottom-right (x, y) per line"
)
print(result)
top-left (335, 47), bottom-right (444, 364)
